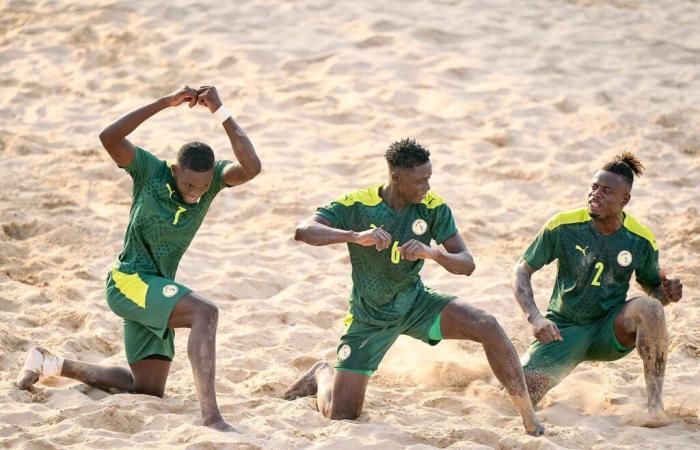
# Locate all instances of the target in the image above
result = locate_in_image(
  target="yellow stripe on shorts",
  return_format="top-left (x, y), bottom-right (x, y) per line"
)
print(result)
top-left (112, 269), bottom-right (148, 309)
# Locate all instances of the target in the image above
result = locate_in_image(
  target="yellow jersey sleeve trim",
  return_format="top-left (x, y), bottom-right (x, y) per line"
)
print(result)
top-left (111, 269), bottom-right (148, 309)
top-left (334, 184), bottom-right (383, 206)
top-left (421, 191), bottom-right (446, 209)
top-left (545, 207), bottom-right (591, 231)
top-left (343, 313), bottom-right (354, 333)
top-left (623, 213), bottom-right (659, 251)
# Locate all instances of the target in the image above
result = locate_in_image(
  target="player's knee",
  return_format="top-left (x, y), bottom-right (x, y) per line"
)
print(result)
top-left (479, 314), bottom-right (505, 340)
top-left (195, 298), bottom-right (219, 324)
top-left (638, 297), bottom-right (664, 323)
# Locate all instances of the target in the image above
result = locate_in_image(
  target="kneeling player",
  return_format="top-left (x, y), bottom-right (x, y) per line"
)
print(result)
top-left (513, 152), bottom-right (683, 426)
top-left (284, 138), bottom-right (543, 436)
top-left (18, 85), bottom-right (261, 431)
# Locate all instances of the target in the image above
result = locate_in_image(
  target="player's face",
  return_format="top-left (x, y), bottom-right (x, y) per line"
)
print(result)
top-left (395, 161), bottom-right (432, 204)
top-left (587, 170), bottom-right (630, 220)
top-left (172, 166), bottom-right (214, 205)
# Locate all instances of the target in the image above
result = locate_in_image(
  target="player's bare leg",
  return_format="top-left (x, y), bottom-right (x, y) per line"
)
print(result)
top-left (168, 293), bottom-right (235, 432)
top-left (614, 297), bottom-right (670, 427)
top-left (284, 361), bottom-right (369, 420)
top-left (441, 301), bottom-right (544, 436)
top-left (17, 346), bottom-right (134, 392)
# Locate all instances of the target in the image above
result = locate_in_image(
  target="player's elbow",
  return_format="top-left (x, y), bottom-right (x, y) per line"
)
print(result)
top-left (98, 129), bottom-right (110, 148)
top-left (247, 158), bottom-right (262, 178)
top-left (448, 256), bottom-right (475, 276)
top-left (294, 222), bottom-right (307, 242)
top-left (463, 258), bottom-right (476, 276)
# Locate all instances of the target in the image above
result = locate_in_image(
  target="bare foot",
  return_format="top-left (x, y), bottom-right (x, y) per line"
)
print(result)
top-left (17, 370), bottom-right (40, 391)
top-left (204, 417), bottom-right (238, 432)
top-left (525, 419), bottom-right (545, 437)
top-left (282, 361), bottom-right (329, 400)
top-left (621, 408), bottom-right (672, 428)
top-left (17, 346), bottom-right (57, 390)
top-left (509, 392), bottom-right (545, 436)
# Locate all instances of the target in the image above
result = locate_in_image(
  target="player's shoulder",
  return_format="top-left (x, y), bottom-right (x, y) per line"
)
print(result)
top-left (622, 212), bottom-right (658, 251)
top-left (333, 184), bottom-right (383, 207)
top-left (420, 191), bottom-right (448, 210)
top-left (544, 207), bottom-right (591, 231)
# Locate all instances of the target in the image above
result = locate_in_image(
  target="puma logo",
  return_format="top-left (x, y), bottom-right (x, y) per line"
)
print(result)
top-left (575, 245), bottom-right (588, 256)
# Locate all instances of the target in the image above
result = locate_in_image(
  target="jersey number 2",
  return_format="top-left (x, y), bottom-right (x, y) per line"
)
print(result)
top-left (591, 262), bottom-right (604, 286)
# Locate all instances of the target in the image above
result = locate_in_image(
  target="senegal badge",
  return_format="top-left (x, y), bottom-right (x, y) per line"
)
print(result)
top-left (412, 219), bottom-right (428, 236)
top-left (617, 250), bottom-right (632, 267)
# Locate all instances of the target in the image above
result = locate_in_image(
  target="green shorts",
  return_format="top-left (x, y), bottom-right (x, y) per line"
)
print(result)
top-left (105, 268), bottom-right (191, 365)
top-left (335, 288), bottom-right (456, 376)
top-left (522, 300), bottom-right (634, 387)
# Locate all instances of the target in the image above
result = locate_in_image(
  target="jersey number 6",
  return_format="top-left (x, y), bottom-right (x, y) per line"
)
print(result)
top-left (391, 241), bottom-right (400, 264)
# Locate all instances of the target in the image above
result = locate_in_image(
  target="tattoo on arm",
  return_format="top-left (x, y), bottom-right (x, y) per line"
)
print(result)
top-left (513, 261), bottom-right (543, 323)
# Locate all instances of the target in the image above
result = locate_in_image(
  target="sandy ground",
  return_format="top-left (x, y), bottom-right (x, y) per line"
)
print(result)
top-left (1, 0), bottom-right (699, 448)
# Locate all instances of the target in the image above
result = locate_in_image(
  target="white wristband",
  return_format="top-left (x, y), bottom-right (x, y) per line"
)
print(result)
top-left (214, 105), bottom-right (231, 123)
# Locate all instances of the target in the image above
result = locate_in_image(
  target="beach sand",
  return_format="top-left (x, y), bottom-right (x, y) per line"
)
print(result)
top-left (1, 0), bottom-right (699, 448)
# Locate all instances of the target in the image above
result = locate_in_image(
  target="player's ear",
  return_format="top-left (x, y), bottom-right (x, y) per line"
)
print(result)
top-left (390, 169), bottom-right (400, 183)
top-left (621, 192), bottom-right (630, 208)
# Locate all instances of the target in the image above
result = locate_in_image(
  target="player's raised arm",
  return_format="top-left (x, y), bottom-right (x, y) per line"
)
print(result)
top-left (99, 86), bottom-right (200, 167)
top-left (513, 258), bottom-right (563, 344)
top-left (196, 86), bottom-right (261, 187)
top-left (294, 215), bottom-right (392, 249)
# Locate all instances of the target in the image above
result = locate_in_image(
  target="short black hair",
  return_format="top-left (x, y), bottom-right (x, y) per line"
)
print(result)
top-left (602, 151), bottom-right (644, 187)
top-left (384, 138), bottom-right (431, 169)
top-left (177, 141), bottom-right (215, 172)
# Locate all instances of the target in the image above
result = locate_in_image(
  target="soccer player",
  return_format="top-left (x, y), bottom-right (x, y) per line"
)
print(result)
top-left (17, 85), bottom-right (261, 432)
top-left (284, 139), bottom-right (544, 436)
top-left (513, 152), bottom-right (683, 426)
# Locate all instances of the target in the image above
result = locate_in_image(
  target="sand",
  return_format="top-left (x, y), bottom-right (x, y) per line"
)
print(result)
top-left (1, 0), bottom-right (699, 448)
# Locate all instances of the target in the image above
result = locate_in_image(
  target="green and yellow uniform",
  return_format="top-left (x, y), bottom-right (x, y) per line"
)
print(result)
top-left (317, 184), bottom-right (459, 375)
top-left (521, 207), bottom-right (661, 387)
top-left (105, 147), bottom-right (231, 364)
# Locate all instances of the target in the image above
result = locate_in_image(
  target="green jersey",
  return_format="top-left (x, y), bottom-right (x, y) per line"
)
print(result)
top-left (317, 184), bottom-right (458, 326)
top-left (115, 147), bottom-right (231, 279)
top-left (523, 207), bottom-right (661, 324)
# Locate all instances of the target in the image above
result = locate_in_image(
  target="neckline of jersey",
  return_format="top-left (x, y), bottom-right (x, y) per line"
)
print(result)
top-left (589, 212), bottom-right (628, 238)
top-left (377, 184), bottom-right (413, 216)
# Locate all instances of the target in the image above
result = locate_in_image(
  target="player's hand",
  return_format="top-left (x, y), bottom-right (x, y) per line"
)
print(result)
top-left (660, 271), bottom-right (683, 303)
top-left (165, 85), bottom-right (200, 108)
top-left (196, 85), bottom-right (223, 113)
top-left (531, 317), bottom-right (563, 344)
top-left (351, 227), bottom-right (392, 251)
top-left (399, 239), bottom-right (435, 261)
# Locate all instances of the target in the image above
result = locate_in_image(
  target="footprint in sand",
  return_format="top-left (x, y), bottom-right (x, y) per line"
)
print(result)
top-left (412, 27), bottom-right (466, 45)
top-left (354, 35), bottom-right (393, 49)
top-left (2, 221), bottom-right (51, 241)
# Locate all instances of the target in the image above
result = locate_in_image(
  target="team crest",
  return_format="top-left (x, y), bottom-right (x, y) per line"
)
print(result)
top-left (337, 344), bottom-right (352, 362)
top-left (412, 219), bottom-right (428, 235)
top-left (617, 250), bottom-right (632, 267)
top-left (162, 284), bottom-right (179, 298)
